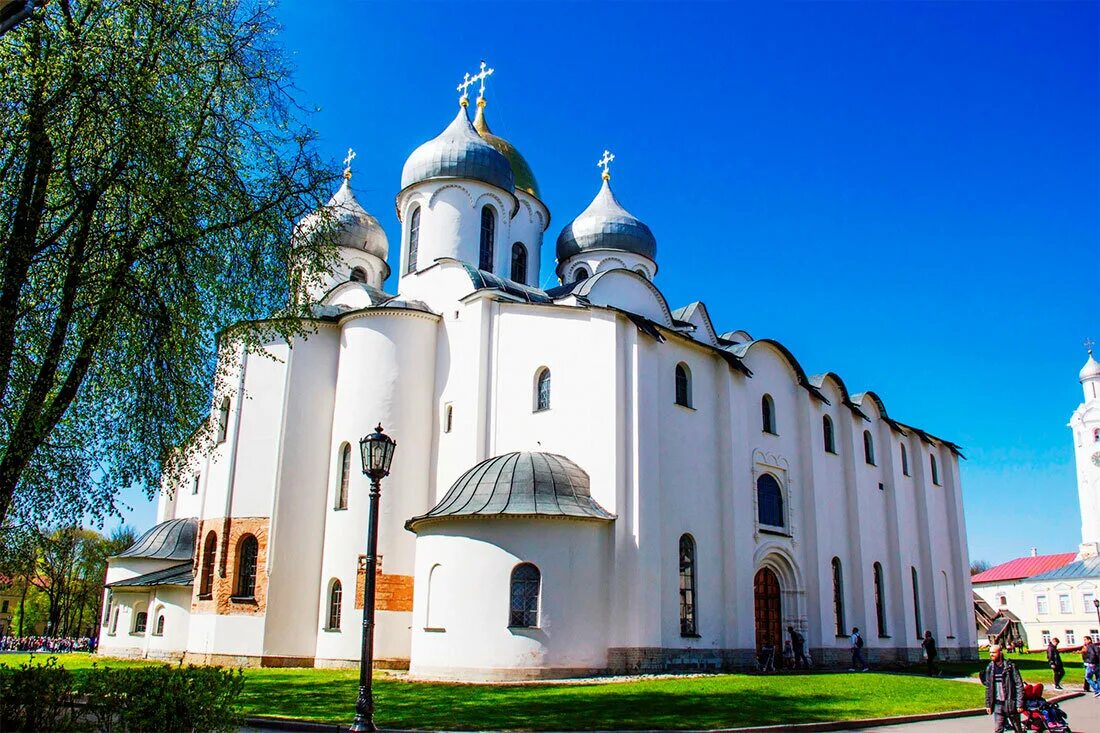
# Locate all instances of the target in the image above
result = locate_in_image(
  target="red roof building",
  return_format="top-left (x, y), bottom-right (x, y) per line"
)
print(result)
top-left (971, 553), bottom-right (1077, 584)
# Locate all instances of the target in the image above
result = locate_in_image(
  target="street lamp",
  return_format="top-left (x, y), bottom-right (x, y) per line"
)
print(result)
top-left (1094, 598), bottom-right (1099, 627)
top-left (350, 424), bottom-right (396, 733)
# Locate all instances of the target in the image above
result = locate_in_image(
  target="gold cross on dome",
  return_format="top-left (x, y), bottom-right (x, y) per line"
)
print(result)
top-left (342, 147), bottom-right (356, 180)
top-left (597, 149), bottom-right (615, 180)
top-left (1087, 337), bottom-right (1096, 355)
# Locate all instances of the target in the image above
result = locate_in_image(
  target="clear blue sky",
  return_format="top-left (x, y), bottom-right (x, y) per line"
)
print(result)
top-left (109, 1), bottom-right (1098, 566)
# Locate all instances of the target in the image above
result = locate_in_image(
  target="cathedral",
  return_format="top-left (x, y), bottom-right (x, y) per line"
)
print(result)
top-left (99, 66), bottom-right (977, 680)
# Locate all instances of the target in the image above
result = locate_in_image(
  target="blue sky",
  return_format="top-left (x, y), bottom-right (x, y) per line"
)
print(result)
top-left (109, 1), bottom-right (1098, 566)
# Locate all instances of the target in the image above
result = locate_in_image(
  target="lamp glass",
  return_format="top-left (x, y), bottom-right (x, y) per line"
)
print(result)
top-left (359, 425), bottom-right (396, 480)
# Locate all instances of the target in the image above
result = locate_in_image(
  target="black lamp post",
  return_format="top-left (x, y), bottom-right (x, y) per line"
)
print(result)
top-left (1094, 598), bottom-right (1099, 628)
top-left (350, 424), bottom-right (396, 733)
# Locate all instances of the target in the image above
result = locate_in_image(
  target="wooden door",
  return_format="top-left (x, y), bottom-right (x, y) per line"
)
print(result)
top-left (754, 567), bottom-right (782, 652)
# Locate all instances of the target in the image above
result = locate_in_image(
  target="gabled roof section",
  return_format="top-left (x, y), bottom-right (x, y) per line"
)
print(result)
top-left (718, 330), bottom-right (753, 345)
top-left (724, 340), bottom-right (829, 404)
top-left (850, 391), bottom-right (910, 435)
top-left (107, 562), bottom-right (193, 588)
top-left (809, 373), bottom-right (868, 420)
top-left (1027, 555), bottom-right (1100, 582)
top-left (671, 302), bottom-right (719, 346)
top-left (972, 553), bottom-right (1078, 584)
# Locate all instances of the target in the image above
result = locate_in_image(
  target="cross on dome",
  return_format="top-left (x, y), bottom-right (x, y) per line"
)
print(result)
top-left (475, 59), bottom-right (494, 101)
top-left (342, 147), bottom-right (356, 180)
top-left (597, 149), bottom-right (615, 181)
top-left (1087, 337), bottom-right (1096, 355)
top-left (458, 61), bottom-right (493, 108)
top-left (457, 72), bottom-right (476, 107)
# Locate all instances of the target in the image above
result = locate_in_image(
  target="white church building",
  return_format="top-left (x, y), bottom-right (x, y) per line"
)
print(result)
top-left (99, 69), bottom-right (977, 680)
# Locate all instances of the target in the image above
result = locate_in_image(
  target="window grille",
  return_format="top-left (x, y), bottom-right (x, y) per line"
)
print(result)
top-left (679, 535), bottom-right (697, 636)
top-left (535, 368), bottom-right (551, 412)
top-left (236, 535), bottom-right (259, 599)
top-left (509, 563), bottom-right (540, 627)
top-left (328, 580), bottom-right (342, 630)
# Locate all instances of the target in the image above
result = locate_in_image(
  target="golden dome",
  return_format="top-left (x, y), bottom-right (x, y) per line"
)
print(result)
top-left (473, 100), bottom-right (541, 200)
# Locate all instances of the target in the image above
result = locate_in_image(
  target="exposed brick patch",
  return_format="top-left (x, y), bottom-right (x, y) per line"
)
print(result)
top-left (355, 555), bottom-right (413, 612)
top-left (190, 517), bottom-right (270, 616)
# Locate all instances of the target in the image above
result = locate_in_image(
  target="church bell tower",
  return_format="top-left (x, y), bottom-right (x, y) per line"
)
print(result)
top-left (1071, 341), bottom-right (1100, 557)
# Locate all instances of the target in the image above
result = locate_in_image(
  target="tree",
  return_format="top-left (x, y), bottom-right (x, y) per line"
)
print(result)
top-left (971, 560), bottom-right (992, 576)
top-left (0, 0), bottom-right (339, 527)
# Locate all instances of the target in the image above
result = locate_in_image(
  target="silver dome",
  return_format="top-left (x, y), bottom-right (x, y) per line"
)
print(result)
top-left (556, 178), bottom-right (656, 262)
top-left (401, 106), bottom-right (514, 193)
top-left (297, 178), bottom-right (388, 260)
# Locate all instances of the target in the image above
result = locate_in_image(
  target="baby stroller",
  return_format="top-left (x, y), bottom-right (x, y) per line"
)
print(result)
top-left (1021, 683), bottom-right (1071, 732)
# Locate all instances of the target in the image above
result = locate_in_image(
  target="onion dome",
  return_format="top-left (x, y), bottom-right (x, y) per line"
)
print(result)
top-left (473, 99), bottom-right (540, 199)
top-left (297, 177), bottom-right (388, 260)
top-left (405, 452), bottom-right (614, 531)
top-left (556, 177), bottom-right (656, 263)
top-left (116, 518), bottom-right (197, 561)
top-left (1081, 350), bottom-right (1100, 382)
top-left (401, 105), bottom-right (514, 193)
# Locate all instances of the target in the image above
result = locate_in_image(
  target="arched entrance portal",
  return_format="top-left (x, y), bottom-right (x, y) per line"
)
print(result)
top-left (754, 567), bottom-right (782, 652)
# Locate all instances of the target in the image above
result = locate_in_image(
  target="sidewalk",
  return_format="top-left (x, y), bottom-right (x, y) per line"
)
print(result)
top-left (855, 693), bottom-right (1099, 732)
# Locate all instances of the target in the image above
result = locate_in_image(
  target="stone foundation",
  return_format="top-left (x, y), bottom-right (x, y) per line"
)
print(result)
top-left (313, 657), bottom-right (409, 671)
top-left (607, 647), bottom-right (757, 673)
top-left (408, 664), bottom-right (606, 682)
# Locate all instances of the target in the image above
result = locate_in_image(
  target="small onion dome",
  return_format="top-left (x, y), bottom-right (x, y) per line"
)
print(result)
top-left (1081, 351), bottom-right (1100, 382)
top-left (556, 178), bottom-right (656, 263)
top-left (405, 452), bottom-right (614, 532)
top-left (473, 100), bottom-right (540, 200)
top-left (116, 518), bottom-right (197, 561)
top-left (297, 178), bottom-right (388, 260)
top-left (401, 105), bottom-right (514, 193)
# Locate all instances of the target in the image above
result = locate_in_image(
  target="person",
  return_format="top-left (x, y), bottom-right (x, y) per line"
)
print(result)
top-left (782, 639), bottom-right (795, 670)
top-left (849, 627), bottom-right (868, 672)
top-left (787, 625), bottom-right (809, 669)
top-left (921, 630), bottom-right (939, 676)
top-left (1082, 635), bottom-right (1100, 697)
top-left (1047, 637), bottom-right (1065, 690)
top-left (983, 644), bottom-right (1025, 733)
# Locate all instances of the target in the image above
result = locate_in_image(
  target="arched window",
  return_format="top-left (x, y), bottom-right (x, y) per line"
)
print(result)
top-left (998, 594), bottom-right (1007, 606)
top-left (235, 534), bottom-right (259, 599)
top-left (335, 443), bottom-right (351, 510)
top-left (406, 206), bottom-right (420, 274)
top-left (110, 607), bottom-right (119, 635)
top-left (199, 531), bottom-right (217, 598)
top-left (327, 579), bottom-right (342, 630)
top-left (1092, 427), bottom-right (1099, 443)
top-left (444, 404), bottom-right (453, 434)
top-left (832, 557), bottom-right (846, 636)
top-left (216, 397), bottom-right (230, 443)
top-left (679, 534), bottom-right (697, 636)
top-left (823, 415), bottom-right (836, 453)
top-left (155, 613), bottom-right (165, 636)
top-left (191, 475), bottom-right (200, 495)
top-left (930, 454), bottom-right (940, 485)
top-left (479, 206), bottom-right (495, 272)
top-left (873, 562), bottom-right (887, 637)
top-left (756, 474), bottom-right (784, 527)
top-left (426, 564), bottom-right (443, 629)
top-left (133, 609), bottom-right (148, 634)
top-left (634, 266), bottom-right (648, 277)
top-left (674, 363), bottom-right (692, 407)
top-left (911, 567), bottom-right (922, 639)
top-left (863, 430), bottom-right (875, 465)
top-left (761, 394), bottom-right (776, 434)
top-left (573, 267), bottom-right (589, 282)
top-left (900, 444), bottom-right (910, 476)
top-left (510, 243), bottom-right (528, 284)
top-left (941, 570), bottom-right (954, 636)
top-left (509, 563), bottom-right (540, 628)
top-left (534, 367), bottom-right (551, 412)
top-left (350, 267), bottom-right (367, 283)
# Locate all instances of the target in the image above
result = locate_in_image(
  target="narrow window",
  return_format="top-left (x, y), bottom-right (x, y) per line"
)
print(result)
top-left (335, 443), bottom-right (351, 510)
top-left (1094, 428), bottom-right (1099, 443)
top-left (235, 534), bottom-right (259, 599)
top-left (761, 394), bottom-right (776, 434)
top-left (426, 564), bottom-right (443, 629)
top-left (155, 614), bottom-right (165, 636)
top-left (350, 267), bottom-right (367, 283)
top-left (192, 475), bottom-right (200, 495)
top-left (674, 363), bottom-right (692, 407)
top-left (407, 206), bottom-right (420, 274)
top-left (573, 267), bottom-right (589, 282)
top-left (756, 473), bottom-right (784, 527)
top-left (863, 430), bottom-right (875, 465)
top-left (511, 243), bottom-right (528, 284)
top-left (873, 562), bottom-right (887, 637)
top-left (444, 404), bottom-right (453, 434)
top-left (133, 610), bottom-right (148, 634)
top-left (110, 608), bottom-right (119, 635)
top-left (1059, 594), bottom-right (1071, 614)
top-left (930, 454), bottom-right (940, 485)
top-left (509, 563), bottom-right (540, 627)
top-left (199, 531), bottom-right (217, 598)
top-left (900, 444), bottom-right (910, 476)
top-left (941, 570), bottom-right (954, 636)
top-left (822, 415), bottom-right (835, 453)
top-left (911, 567), bottom-right (922, 639)
top-left (327, 579), bottom-right (342, 630)
top-left (679, 534), bottom-right (697, 636)
top-left (998, 594), bottom-right (1007, 606)
top-left (832, 558), bottom-right (846, 636)
top-left (216, 397), bottom-right (230, 443)
top-left (1066, 629), bottom-right (1076, 645)
top-left (535, 368), bottom-right (551, 412)
top-left (1037, 595), bottom-right (1048, 614)
top-left (479, 206), bottom-right (495, 272)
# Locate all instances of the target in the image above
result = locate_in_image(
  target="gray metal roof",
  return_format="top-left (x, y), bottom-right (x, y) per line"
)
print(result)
top-left (296, 179), bottom-right (388, 259)
top-left (401, 106), bottom-right (515, 193)
top-left (107, 562), bottom-right (193, 589)
top-left (406, 452), bottom-right (615, 531)
top-left (556, 179), bottom-right (656, 263)
top-left (459, 262), bottom-right (553, 304)
top-left (116, 518), bottom-right (197, 561)
top-left (1028, 555), bottom-right (1100, 582)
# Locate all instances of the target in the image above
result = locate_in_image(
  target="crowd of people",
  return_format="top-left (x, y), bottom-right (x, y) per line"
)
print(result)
top-left (0, 635), bottom-right (97, 653)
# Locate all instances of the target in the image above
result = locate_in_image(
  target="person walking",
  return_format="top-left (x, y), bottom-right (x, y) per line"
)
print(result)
top-left (983, 644), bottom-right (1025, 733)
top-left (1082, 634), bottom-right (1100, 697)
top-left (1047, 636), bottom-right (1065, 690)
top-left (921, 630), bottom-right (939, 676)
top-left (849, 627), bottom-right (868, 672)
top-left (787, 625), bottom-right (809, 669)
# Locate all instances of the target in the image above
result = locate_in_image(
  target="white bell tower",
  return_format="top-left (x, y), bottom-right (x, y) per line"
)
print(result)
top-left (1071, 340), bottom-right (1100, 557)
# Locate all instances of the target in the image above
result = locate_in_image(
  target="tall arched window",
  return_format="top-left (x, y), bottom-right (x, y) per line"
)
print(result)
top-left (479, 206), bottom-right (495, 272)
top-left (823, 415), bottom-right (836, 453)
top-left (510, 243), bottom-right (528, 284)
top-left (873, 562), bottom-right (887, 637)
top-left (573, 267), bottom-right (589, 282)
top-left (756, 474), bottom-right (784, 527)
top-left (863, 430), bottom-right (875, 465)
top-left (761, 394), bottom-right (776, 434)
top-left (911, 567), bottom-right (922, 639)
top-left (155, 613), bottom-right (165, 636)
top-left (426, 564), bottom-right (443, 629)
top-left (900, 443), bottom-right (910, 476)
top-left (930, 454), bottom-right (940, 485)
top-left (199, 531), bottom-right (217, 598)
top-left (509, 563), bottom-right (540, 628)
top-left (832, 557), bottom-right (846, 635)
top-left (941, 570), bottom-right (954, 636)
top-left (216, 397), bottom-right (230, 443)
top-left (406, 206), bottom-right (421, 274)
top-left (679, 534), bottom-right (697, 636)
top-left (350, 267), bottom-right (367, 283)
top-left (534, 367), bottom-right (551, 412)
top-left (110, 607), bottom-right (119, 635)
top-left (335, 443), bottom-right (351, 510)
top-left (674, 363), bottom-right (692, 407)
top-left (327, 579), bottom-right (342, 630)
top-left (133, 608), bottom-right (148, 634)
top-left (235, 534), bottom-right (259, 599)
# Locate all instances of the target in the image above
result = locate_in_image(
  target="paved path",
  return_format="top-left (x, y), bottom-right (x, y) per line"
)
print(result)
top-left (855, 693), bottom-right (1100, 732)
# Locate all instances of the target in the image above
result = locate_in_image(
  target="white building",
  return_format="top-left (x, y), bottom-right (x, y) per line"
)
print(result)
top-left (98, 78), bottom-right (977, 679)
top-left (972, 351), bottom-right (1100, 651)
